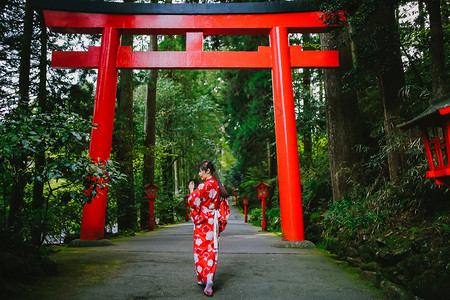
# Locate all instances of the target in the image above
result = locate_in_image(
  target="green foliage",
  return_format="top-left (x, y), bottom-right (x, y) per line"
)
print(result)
top-left (214, 34), bottom-right (274, 175)
top-left (323, 195), bottom-right (385, 239)
top-left (266, 207), bottom-right (282, 232)
top-left (320, 130), bottom-right (448, 239)
top-left (248, 207), bottom-right (281, 232)
top-left (249, 208), bottom-right (262, 227)
top-left (84, 159), bottom-right (126, 205)
top-left (0, 104), bottom-right (127, 240)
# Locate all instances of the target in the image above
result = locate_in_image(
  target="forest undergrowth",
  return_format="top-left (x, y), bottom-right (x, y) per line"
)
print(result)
top-left (244, 136), bottom-right (450, 299)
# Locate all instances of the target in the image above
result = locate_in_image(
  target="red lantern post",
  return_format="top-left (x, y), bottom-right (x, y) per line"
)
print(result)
top-left (144, 183), bottom-right (159, 231)
top-left (255, 182), bottom-right (269, 231)
top-left (242, 196), bottom-right (249, 222)
top-left (399, 94), bottom-right (450, 188)
top-left (184, 195), bottom-right (190, 222)
top-left (234, 187), bottom-right (239, 206)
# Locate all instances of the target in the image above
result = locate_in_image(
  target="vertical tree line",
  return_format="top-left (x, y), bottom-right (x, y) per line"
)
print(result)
top-left (112, 0), bottom-right (137, 232)
top-left (1, 0), bottom-right (101, 251)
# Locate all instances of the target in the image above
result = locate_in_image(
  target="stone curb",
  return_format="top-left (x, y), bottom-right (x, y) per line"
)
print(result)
top-left (272, 240), bottom-right (316, 249)
top-left (68, 239), bottom-right (113, 247)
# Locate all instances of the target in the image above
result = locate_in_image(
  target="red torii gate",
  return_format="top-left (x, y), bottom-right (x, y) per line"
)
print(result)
top-left (36, 0), bottom-right (340, 242)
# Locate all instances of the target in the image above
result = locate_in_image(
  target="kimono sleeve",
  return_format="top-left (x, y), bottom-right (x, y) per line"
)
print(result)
top-left (218, 197), bottom-right (230, 233)
top-left (188, 182), bottom-right (209, 224)
top-left (188, 189), bottom-right (201, 209)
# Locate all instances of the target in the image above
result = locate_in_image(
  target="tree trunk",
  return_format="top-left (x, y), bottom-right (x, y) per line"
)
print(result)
top-left (302, 35), bottom-right (313, 168)
top-left (114, 15), bottom-right (137, 231)
top-left (142, 33), bottom-right (158, 229)
top-left (374, 0), bottom-right (407, 183)
top-left (174, 159), bottom-right (179, 197)
top-left (425, 0), bottom-right (448, 97)
top-left (31, 12), bottom-right (48, 246)
top-left (9, 1), bottom-right (33, 230)
top-left (267, 141), bottom-right (275, 179)
top-left (162, 149), bottom-right (175, 224)
top-left (322, 24), bottom-right (367, 202)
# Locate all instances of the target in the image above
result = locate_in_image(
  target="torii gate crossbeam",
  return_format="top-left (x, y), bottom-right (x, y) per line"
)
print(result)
top-left (35, 0), bottom-right (341, 242)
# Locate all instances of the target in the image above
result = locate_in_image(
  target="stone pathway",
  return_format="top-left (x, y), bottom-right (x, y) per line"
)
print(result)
top-left (19, 205), bottom-right (383, 299)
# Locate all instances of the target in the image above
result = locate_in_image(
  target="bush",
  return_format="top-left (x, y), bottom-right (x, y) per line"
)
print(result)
top-left (249, 207), bottom-right (282, 232)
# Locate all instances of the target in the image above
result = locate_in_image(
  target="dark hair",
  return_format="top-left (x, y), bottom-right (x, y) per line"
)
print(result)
top-left (199, 161), bottom-right (229, 198)
top-left (199, 161), bottom-right (215, 173)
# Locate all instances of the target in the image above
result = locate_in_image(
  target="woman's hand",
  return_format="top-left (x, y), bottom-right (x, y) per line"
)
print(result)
top-left (189, 181), bottom-right (195, 193)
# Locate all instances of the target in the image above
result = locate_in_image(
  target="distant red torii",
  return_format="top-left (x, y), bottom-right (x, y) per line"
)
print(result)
top-left (34, 0), bottom-right (341, 242)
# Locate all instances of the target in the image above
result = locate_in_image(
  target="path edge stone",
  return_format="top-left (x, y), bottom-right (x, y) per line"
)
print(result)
top-left (272, 240), bottom-right (316, 249)
top-left (68, 239), bottom-right (113, 247)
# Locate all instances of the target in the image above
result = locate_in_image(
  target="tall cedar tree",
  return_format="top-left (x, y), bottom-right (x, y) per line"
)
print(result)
top-left (113, 0), bottom-right (138, 232)
top-left (425, 0), bottom-right (449, 97)
top-left (9, 1), bottom-right (33, 231)
top-left (322, 24), bottom-right (367, 202)
top-left (301, 34), bottom-right (313, 169)
top-left (31, 12), bottom-right (48, 246)
top-left (374, 0), bottom-right (407, 183)
top-left (159, 18), bottom-right (175, 224)
top-left (142, 34), bottom-right (158, 229)
top-left (142, 0), bottom-right (159, 229)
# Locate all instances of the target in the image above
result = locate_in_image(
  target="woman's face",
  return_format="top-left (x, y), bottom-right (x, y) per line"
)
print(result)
top-left (199, 168), bottom-right (210, 181)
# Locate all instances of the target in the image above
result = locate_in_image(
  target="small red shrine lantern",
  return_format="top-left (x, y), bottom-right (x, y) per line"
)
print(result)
top-left (255, 182), bottom-right (269, 231)
top-left (399, 93), bottom-right (450, 188)
top-left (184, 195), bottom-right (190, 222)
top-left (145, 183), bottom-right (159, 199)
top-left (144, 183), bottom-right (159, 230)
top-left (256, 182), bottom-right (268, 197)
top-left (242, 196), bottom-right (249, 223)
top-left (234, 187), bottom-right (239, 205)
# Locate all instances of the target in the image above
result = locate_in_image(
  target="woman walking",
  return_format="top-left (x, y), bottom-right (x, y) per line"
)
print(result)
top-left (188, 161), bottom-right (230, 297)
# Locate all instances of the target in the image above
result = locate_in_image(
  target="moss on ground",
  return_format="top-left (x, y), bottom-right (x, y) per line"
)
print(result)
top-left (17, 245), bottom-right (123, 299)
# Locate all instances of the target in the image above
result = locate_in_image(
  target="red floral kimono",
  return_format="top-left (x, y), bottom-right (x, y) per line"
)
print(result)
top-left (188, 177), bottom-right (230, 284)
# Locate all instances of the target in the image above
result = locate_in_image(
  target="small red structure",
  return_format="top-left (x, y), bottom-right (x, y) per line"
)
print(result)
top-left (242, 196), bottom-right (249, 223)
top-left (234, 188), bottom-right (239, 206)
top-left (184, 195), bottom-right (190, 222)
top-left (144, 183), bottom-right (159, 231)
top-left (255, 182), bottom-right (269, 231)
top-left (400, 93), bottom-right (450, 188)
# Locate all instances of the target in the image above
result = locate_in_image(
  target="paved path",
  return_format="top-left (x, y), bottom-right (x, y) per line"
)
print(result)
top-left (21, 205), bottom-right (383, 299)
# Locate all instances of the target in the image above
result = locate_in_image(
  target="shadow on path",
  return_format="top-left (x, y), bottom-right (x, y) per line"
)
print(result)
top-left (18, 205), bottom-right (383, 299)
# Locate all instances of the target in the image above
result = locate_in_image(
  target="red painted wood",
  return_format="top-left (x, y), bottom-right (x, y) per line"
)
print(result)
top-left (80, 27), bottom-right (120, 240)
top-left (426, 168), bottom-right (450, 178)
top-left (422, 120), bottom-right (450, 187)
top-left (51, 46), bottom-right (101, 69)
top-left (186, 32), bottom-right (203, 52)
top-left (260, 196), bottom-right (267, 231)
top-left (149, 200), bottom-right (155, 231)
top-left (270, 27), bottom-right (305, 241)
top-left (44, 10), bottom-right (331, 35)
top-left (439, 107), bottom-right (450, 115)
top-left (52, 46), bottom-right (339, 70)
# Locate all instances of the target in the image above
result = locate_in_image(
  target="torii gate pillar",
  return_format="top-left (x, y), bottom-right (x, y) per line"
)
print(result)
top-left (80, 27), bottom-right (121, 240)
top-left (270, 27), bottom-right (304, 241)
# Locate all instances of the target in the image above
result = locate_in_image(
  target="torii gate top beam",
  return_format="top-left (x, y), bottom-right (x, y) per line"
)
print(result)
top-left (34, 0), bottom-right (339, 70)
top-left (33, 0), bottom-right (332, 35)
top-left (32, 0), bottom-right (320, 15)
